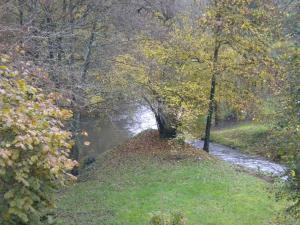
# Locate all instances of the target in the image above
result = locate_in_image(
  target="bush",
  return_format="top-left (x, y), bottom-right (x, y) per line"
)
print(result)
top-left (171, 212), bottom-right (186, 225)
top-left (149, 212), bottom-right (187, 225)
top-left (149, 214), bottom-right (168, 225)
top-left (0, 62), bottom-right (77, 224)
top-left (275, 159), bottom-right (300, 220)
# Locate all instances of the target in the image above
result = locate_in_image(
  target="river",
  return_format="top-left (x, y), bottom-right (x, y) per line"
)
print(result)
top-left (80, 105), bottom-right (286, 177)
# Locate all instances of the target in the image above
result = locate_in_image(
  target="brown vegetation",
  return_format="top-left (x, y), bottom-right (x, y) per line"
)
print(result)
top-left (110, 130), bottom-right (212, 161)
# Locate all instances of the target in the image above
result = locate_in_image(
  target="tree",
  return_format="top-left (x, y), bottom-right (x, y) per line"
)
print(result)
top-left (113, 34), bottom-right (210, 138)
top-left (113, 0), bottom-right (281, 143)
top-left (201, 0), bottom-right (282, 152)
top-left (0, 54), bottom-right (77, 225)
top-left (0, 0), bottom-right (117, 162)
top-left (273, 0), bottom-right (300, 218)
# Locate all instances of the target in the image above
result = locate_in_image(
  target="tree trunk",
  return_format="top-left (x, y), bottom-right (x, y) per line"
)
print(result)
top-left (68, 0), bottom-right (75, 65)
top-left (143, 96), bottom-right (177, 139)
top-left (203, 71), bottom-right (217, 152)
top-left (47, 15), bottom-right (54, 61)
top-left (57, 0), bottom-right (67, 62)
top-left (57, 36), bottom-right (64, 61)
top-left (81, 20), bottom-right (97, 82)
top-left (203, 7), bottom-right (222, 152)
top-left (70, 110), bottom-right (81, 176)
top-left (203, 15), bottom-right (221, 152)
top-left (18, 0), bottom-right (24, 26)
top-left (214, 100), bottom-right (220, 127)
top-left (155, 109), bottom-right (177, 139)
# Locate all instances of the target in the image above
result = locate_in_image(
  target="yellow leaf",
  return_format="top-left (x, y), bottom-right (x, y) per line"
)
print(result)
top-left (17, 79), bottom-right (27, 92)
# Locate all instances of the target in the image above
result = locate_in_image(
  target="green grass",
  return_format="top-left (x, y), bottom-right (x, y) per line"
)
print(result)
top-left (55, 155), bottom-right (287, 225)
top-left (211, 123), bottom-right (270, 156)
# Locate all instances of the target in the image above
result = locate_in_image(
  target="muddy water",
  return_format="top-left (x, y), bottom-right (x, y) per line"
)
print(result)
top-left (78, 105), bottom-right (157, 160)
top-left (81, 106), bottom-right (286, 176)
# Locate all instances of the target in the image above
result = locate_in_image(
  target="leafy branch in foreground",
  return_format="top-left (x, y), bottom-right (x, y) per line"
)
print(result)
top-left (0, 58), bottom-right (77, 225)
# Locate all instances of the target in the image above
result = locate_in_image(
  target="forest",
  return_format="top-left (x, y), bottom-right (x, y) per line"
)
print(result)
top-left (0, 0), bottom-right (299, 224)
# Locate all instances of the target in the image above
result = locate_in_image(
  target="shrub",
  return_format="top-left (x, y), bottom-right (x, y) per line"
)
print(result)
top-left (149, 212), bottom-right (187, 225)
top-left (170, 212), bottom-right (187, 225)
top-left (0, 62), bottom-right (77, 224)
top-left (275, 160), bottom-right (300, 220)
top-left (149, 214), bottom-right (168, 225)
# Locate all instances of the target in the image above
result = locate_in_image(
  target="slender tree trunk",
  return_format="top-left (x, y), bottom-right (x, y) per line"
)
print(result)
top-left (57, 37), bottom-right (63, 61)
top-left (68, 0), bottom-right (75, 65)
top-left (45, 13), bottom-right (59, 87)
top-left (203, 13), bottom-right (221, 152)
top-left (28, 0), bottom-right (39, 59)
top-left (203, 5), bottom-right (222, 152)
top-left (70, 110), bottom-right (81, 176)
top-left (203, 65), bottom-right (217, 152)
top-left (57, 0), bottom-right (67, 62)
top-left (214, 100), bottom-right (220, 127)
top-left (17, 0), bottom-right (25, 48)
top-left (47, 16), bottom-right (54, 60)
top-left (18, 0), bottom-right (24, 26)
top-left (81, 20), bottom-right (97, 82)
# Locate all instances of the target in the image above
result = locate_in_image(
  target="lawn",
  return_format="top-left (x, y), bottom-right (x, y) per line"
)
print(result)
top-left (54, 131), bottom-right (290, 225)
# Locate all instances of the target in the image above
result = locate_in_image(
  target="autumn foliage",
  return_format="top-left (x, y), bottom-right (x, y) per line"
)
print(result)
top-left (0, 60), bottom-right (76, 224)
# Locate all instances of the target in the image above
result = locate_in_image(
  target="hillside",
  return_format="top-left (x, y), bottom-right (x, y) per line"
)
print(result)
top-left (54, 131), bottom-right (290, 225)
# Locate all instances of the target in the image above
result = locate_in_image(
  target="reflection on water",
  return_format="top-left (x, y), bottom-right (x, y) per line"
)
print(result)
top-left (190, 140), bottom-right (286, 176)
top-left (79, 105), bottom-right (157, 160)
top-left (80, 105), bottom-right (286, 176)
top-left (126, 106), bottom-right (157, 135)
top-left (79, 116), bottom-right (128, 159)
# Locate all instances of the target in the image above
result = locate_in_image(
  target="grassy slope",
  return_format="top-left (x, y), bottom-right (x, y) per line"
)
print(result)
top-left (211, 123), bottom-right (271, 157)
top-left (55, 131), bottom-right (289, 225)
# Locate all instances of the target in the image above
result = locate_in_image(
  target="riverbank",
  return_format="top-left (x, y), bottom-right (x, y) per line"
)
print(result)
top-left (211, 123), bottom-right (273, 159)
top-left (54, 130), bottom-right (293, 225)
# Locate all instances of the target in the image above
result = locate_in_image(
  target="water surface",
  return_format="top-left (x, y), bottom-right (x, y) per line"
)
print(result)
top-left (81, 105), bottom-right (286, 176)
